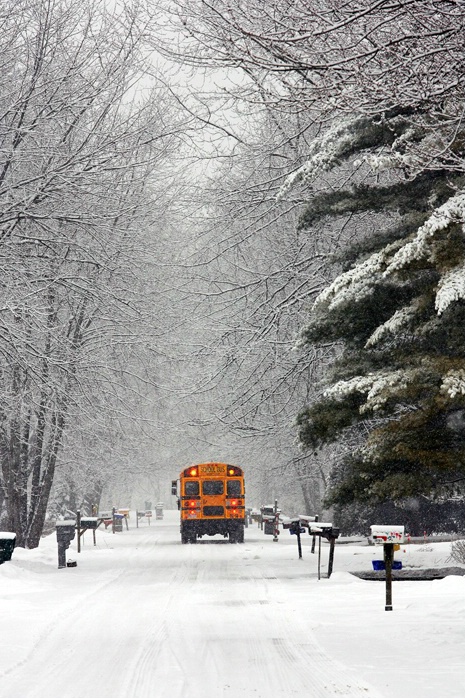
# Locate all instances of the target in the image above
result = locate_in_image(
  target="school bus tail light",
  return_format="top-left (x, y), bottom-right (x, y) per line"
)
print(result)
top-left (227, 466), bottom-right (242, 476)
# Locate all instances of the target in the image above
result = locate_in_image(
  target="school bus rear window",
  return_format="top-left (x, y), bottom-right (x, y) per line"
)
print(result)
top-left (202, 480), bottom-right (223, 495)
top-left (185, 481), bottom-right (199, 495)
top-left (227, 480), bottom-right (241, 496)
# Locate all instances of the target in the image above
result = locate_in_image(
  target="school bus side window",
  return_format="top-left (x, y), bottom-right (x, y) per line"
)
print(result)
top-left (203, 480), bottom-right (224, 495)
top-left (227, 480), bottom-right (241, 496)
top-left (185, 481), bottom-right (199, 495)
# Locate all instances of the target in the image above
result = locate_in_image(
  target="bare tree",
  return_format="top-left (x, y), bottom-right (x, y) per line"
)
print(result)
top-left (0, 0), bottom-right (195, 546)
top-left (162, 0), bottom-right (465, 175)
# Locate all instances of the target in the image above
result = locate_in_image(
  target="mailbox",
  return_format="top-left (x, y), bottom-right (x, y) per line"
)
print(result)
top-left (56, 520), bottom-right (76, 568)
top-left (80, 517), bottom-right (99, 529)
top-left (370, 525), bottom-right (405, 544)
top-left (56, 520), bottom-right (76, 548)
top-left (282, 518), bottom-right (305, 535)
top-left (290, 521), bottom-right (306, 535)
top-left (0, 532), bottom-right (16, 563)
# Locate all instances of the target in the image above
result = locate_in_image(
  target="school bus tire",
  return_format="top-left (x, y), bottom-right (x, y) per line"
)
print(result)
top-left (229, 524), bottom-right (244, 544)
top-left (181, 524), bottom-right (197, 544)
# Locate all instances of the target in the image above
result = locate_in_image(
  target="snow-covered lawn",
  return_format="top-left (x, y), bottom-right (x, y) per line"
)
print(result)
top-left (1, 510), bottom-right (464, 698)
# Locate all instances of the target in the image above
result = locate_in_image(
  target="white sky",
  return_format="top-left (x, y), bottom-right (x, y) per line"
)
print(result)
top-left (1, 510), bottom-right (464, 697)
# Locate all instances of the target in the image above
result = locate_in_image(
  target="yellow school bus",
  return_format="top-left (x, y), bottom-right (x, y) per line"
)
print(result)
top-left (171, 462), bottom-right (245, 543)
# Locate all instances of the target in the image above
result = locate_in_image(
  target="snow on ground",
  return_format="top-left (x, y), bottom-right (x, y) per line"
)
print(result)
top-left (0, 510), bottom-right (464, 698)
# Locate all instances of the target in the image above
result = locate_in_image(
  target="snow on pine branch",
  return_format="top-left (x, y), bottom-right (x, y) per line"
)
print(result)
top-left (441, 369), bottom-right (465, 398)
top-left (384, 191), bottom-right (465, 276)
top-left (435, 263), bottom-right (465, 315)
top-left (312, 190), bottom-right (465, 318)
top-left (278, 115), bottom-right (421, 199)
top-left (312, 240), bottom-right (401, 311)
top-left (365, 298), bottom-right (421, 347)
top-left (324, 369), bottom-right (414, 413)
top-left (354, 127), bottom-right (418, 173)
top-left (277, 116), bottom-right (358, 199)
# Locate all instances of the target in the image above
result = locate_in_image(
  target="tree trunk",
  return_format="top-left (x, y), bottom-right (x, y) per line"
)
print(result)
top-left (26, 411), bottom-right (66, 549)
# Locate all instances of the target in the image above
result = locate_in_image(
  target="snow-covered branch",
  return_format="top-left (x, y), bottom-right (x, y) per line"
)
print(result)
top-left (385, 192), bottom-right (465, 276)
top-left (324, 369), bottom-right (414, 413)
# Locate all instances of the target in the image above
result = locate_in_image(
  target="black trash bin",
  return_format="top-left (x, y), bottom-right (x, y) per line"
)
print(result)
top-left (264, 520), bottom-right (275, 535)
top-left (0, 533), bottom-right (16, 563)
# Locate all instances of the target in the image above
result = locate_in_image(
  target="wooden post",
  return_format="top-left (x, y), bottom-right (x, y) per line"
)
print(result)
top-left (76, 510), bottom-right (81, 553)
top-left (384, 543), bottom-right (394, 611)
top-left (273, 499), bottom-right (279, 542)
top-left (136, 510), bottom-right (139, 528)
top-left (311, 514), bottom-right (318, 554)
top-left (296, 525), bottom-right (302, 559)
top-left (317, 535), bottom-right (321, 580)
top-left (112, 506), bottom-right (116, 534)
top-left (327, 536), bottom-right (336, 578)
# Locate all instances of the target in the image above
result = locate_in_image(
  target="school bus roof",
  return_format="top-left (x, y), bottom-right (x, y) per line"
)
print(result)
top-left (181, 463), bottom-right (243, 477)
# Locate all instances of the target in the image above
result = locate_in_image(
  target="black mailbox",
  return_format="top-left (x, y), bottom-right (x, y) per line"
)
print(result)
top-left (316, 526), bottom-right (340, 541)
top-left (56, 520), bottom-right (76, 569)
top-left (289, 520), bottom-right (306, 535)
top-left (0, 533), bottom-right (16, 563)
top-left (80, 517), bottom-right (98, 530)
top-left (56, 521), bottom-right (76, 547)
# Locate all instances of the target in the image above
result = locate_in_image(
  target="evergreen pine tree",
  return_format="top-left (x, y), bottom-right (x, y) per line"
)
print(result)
top-left (291, 110), bottom-right (465, 506)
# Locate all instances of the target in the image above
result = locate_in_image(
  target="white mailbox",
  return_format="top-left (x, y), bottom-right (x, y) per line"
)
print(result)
top-left (370, 525), bottom-right (405, 544)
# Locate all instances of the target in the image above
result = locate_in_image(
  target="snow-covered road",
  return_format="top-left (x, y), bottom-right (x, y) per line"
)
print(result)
top-left (1, 510), bottom-right (464, 698)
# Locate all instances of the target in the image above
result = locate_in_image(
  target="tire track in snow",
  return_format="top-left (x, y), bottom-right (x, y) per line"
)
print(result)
top-left (241, 569), bottom-right (383, 697)
top-left (1, 518), bottom-right (385, 698)
top-left (0, 526), bottom-right (190, 696)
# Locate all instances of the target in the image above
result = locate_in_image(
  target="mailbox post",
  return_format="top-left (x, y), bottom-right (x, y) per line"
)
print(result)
top-left (77, 512), bottom-right (99, 549)
top-left (282, 518), bottom-right (340, 577)
top-left (308, 523), bottom-right (340, 579)
top-left (370, 525), bottom-right (405, 611)
top-left (282, 518), bottom-right (304, 558)
top-left (273, 499), bottom-right (279, 542)
top-left (384, 543), bottom-right (394, 611)
top-left (56, 520), bottom-right (76, 569)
